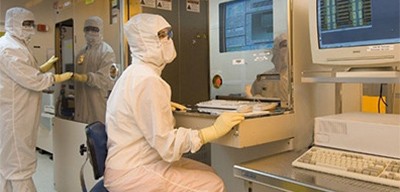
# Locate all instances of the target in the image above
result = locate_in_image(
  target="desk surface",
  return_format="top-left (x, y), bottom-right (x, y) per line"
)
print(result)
top-left (234, 150), bottom-right (399, 192)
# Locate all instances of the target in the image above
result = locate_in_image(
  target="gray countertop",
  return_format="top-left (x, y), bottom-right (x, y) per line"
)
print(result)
top-left (234, 150), bottom-right (400, 192)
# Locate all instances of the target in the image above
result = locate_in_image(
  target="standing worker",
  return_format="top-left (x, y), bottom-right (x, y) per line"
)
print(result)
top-left (73, 16), bottom-right (116, 124)
top-left (104, 13), bottom-right (244, 192)
top-left (0, 7), bottom-right (72, 191)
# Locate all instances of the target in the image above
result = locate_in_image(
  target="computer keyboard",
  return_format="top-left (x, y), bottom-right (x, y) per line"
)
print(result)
top-left (195, 99), bottom-right (279, 117)
top-left (196, 99), bottom-right (278, 111)
top-left (292, 146), bottom-right (400, 188)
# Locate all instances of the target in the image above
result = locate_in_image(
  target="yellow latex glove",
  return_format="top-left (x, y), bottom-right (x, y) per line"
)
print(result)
top-left (53, 72), bottom-right (73, 83)
top-left (199, 112), bottom-right (244, 144)
top-left (171, 101), bottom-right (187, 111)
top-left (73, 73), bottom-right (88, 82)
top-left (39, 56), bottom-right (58, 73)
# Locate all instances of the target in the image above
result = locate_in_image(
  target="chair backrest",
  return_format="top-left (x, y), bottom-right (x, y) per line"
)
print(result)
top-left (85, 121), bottom-right (108, 180)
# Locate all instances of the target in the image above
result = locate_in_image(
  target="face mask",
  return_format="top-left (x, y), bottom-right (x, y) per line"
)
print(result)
top-left (160, 38), bottom-right (176, 64)
top-left (85, 31), bottom-right (100, 45)
top-left (21, 26), bottom-right (35, 44)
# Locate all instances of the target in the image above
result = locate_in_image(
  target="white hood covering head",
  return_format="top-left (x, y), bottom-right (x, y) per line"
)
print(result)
top-left (271, 33), bottom-right (288, 72)
top-left (124, 13), bottom-right (176, 68)
top-left (5, 7), bottom-right (35, 43)
top-left (84, 16), bottom-right (104, 46)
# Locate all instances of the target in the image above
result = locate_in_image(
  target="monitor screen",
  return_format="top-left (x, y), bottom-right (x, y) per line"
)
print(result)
top-left (219, 0), bottom-right (274, 52)
top-left (318, 0), bottom-right (400, 49)
top-left (309, 0), bottom-right (400, 67)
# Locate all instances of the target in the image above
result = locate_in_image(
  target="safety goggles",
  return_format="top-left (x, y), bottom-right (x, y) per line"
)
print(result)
top-left (22, 20), bottom-right (35, 28)
top-left (84, 26), bottom-right (100, 33)
top-left (158, 27), bottom-right (173, 40)
top-left (279, 40), bottom-right (287, 49)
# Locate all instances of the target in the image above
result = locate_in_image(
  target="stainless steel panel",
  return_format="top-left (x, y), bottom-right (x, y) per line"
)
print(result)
top-left (234, 150), bottom-right (400, 192)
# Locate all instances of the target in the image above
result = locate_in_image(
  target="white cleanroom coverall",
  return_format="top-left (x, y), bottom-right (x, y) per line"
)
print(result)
top-left (104, 14), bottom-right (226, 192)
top-left (74, 16), bottom-right (116, 124)
top-left (0, 7), bottom-right (59, 192)
top-left (251, 33), bottom-right (289, 103)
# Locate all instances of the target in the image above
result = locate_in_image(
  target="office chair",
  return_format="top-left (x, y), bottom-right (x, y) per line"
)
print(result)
top-left (79, 121), bottom-right (109, 192)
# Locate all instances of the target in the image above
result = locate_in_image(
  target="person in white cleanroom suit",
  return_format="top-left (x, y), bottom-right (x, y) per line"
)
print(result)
top-left (104, 13), bottom-right (244, 192)
top-left (251, 33), bottom-right (289, 103)
top-left (0, 7), bottom-right (73, 192)
top-left (73, 16), bottom-right (116, 124)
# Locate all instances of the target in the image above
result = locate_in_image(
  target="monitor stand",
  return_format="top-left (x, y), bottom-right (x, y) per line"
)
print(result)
top-left (336, 66), bottom-right (400, 78)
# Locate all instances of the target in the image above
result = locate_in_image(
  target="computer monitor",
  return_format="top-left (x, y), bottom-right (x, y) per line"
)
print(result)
top-left (219, 0), bottom-right (274, 53)
top-left (309, 0), bottom-right (400, 68)
top-left (209, 0), bottom-right (290, 99)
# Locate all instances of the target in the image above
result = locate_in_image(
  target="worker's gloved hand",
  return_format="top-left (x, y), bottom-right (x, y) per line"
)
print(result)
top-left (53, 72), bottom-right (73, 83)
top-left (39, 55), bottom-right (59, 73)
top-left (73, 73), bottom-right (88, 82)
top-left (199, 112), bottom-right (244, 144)
top-left (171, 101), bottom-right (187, 111)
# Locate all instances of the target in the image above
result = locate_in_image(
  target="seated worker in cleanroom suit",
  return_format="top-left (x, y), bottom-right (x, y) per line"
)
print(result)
top-left (73, 16), bottom-right (116, 124)
top-left (251, 33), bottom-right (289, 104)
top-left (104, 13), bottom-right (245, 192)
top-left (0, 7), bottom-right (72, 191)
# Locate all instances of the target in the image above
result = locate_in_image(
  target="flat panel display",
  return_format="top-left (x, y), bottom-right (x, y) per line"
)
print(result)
top-left (220, 0), bottom-right (274, 52)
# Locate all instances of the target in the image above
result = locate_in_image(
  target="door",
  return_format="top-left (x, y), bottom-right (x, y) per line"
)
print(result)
top-left (132, 0), bottom-right (210, 105)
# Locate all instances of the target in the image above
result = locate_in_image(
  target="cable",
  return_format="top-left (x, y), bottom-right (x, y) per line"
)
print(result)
top-left (378, 84), bottom-right (388, 113)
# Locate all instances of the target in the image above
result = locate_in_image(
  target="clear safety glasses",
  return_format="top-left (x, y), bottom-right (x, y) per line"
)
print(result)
top-left (158, 27), bottom-right (173, 40)
top-left (22, 20), bottom-right (35, 28)
top-left (84, 26), bottom-right (100, 33)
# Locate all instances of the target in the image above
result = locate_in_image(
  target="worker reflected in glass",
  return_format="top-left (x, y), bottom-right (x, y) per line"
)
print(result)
top-left (104, 13), bottom-right (244, 192)
top-left (109, 63), bottom-right (119, 81)
top-left (250, 33), bottom-right (289, 103)
top-left (73, 16), bottom-right (116, 124)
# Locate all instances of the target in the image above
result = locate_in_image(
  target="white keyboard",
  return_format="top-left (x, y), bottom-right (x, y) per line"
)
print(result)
top-left (292, 146), bottom-right (400, 188)
top-left (196, 99), bottom-right (278, 112)
top-left (196, 99), bottom-right (279, 117)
